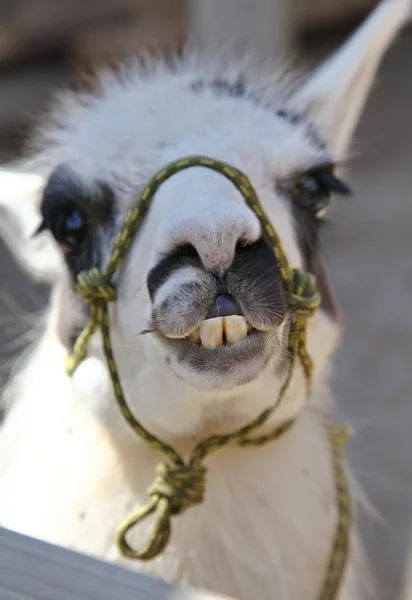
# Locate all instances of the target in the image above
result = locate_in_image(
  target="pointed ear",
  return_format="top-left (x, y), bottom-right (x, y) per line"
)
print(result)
top-left (0, 169), bottom-right (64, 283)
top-left (290, 0), bottom-right (410, 159)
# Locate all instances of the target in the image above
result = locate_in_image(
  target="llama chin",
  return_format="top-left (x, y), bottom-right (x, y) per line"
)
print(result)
top-left (0, 1), bottom-right (410, 599)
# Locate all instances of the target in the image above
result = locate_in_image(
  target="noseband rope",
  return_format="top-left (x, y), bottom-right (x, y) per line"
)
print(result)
top-left (67, 156), bottom-right (351, 599)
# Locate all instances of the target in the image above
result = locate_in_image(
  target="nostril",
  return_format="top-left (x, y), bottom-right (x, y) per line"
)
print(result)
top-left (207, 294), bottom-right (242, 319)
top-left (174, 243), bottom-right (199, 259)
top-left (147, 243), bottom-right (202, 300)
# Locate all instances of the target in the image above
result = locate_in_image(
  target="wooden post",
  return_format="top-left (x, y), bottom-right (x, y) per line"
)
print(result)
top-left (188, 0), bottom-right (293, 62)
top-left (0, 527), bottom-right (237, 600)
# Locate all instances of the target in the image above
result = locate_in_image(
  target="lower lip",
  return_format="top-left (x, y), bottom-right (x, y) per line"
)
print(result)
top-left (154, 330), bottom-right (273, 388)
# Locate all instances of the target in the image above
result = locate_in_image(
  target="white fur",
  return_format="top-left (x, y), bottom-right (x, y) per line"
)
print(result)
top-left (0, 2), bottom-right (409, 599)
top-left (0, 169), bottom-right (63, 282)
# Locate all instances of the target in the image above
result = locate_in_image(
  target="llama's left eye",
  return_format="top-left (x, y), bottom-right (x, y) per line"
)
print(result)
top-left (295, 168), bottom-right (351, 218)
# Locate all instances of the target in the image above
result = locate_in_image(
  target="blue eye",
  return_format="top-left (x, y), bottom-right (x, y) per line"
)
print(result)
top-left (39, 204), bottom-right (88, 250)
top-left (65, 210), bottom-right (84, 231)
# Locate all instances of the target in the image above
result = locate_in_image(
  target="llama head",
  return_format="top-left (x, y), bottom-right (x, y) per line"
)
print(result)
top-left (0, 0), bottom-right (409, 438)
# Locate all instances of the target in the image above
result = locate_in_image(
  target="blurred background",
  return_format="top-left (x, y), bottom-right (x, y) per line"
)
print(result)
top-left (0, 1), bottom-right (411, 598)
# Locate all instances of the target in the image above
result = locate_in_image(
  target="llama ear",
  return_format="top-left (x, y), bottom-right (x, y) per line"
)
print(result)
top-left (290, 0), bottom-right (410, 159)
top-left (0, 168), bottom-right (64, 283)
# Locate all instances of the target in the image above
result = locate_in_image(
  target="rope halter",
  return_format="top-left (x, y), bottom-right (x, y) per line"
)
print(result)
top-left (66, 156), bottom-right (350, 599)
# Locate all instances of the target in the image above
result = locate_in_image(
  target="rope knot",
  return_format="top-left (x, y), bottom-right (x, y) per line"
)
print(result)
top-left (148, 462), bottom-right (206, 515)
top-left (288, 268), bottom-right (321, 316)
top-left (76, 268), bottom-right (117, 304)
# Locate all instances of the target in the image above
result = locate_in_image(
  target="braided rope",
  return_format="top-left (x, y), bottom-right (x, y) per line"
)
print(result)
top-left (66, 156), bottom-right (351, 597)
top-left (320, 427), bottom-right (352, 600)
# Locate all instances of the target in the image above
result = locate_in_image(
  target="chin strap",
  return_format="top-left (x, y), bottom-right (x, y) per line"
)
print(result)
top-left (66, 156), bottom-right (351, 600)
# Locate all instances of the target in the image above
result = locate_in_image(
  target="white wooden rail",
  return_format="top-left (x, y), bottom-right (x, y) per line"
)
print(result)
top-left (0, 527), bottom-right (236, 600)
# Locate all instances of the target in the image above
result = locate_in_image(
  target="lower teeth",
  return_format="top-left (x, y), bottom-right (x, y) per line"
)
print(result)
top-left (187, 316), bottom-right (251, 349)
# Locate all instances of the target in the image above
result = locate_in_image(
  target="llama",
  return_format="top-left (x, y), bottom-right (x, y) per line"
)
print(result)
top-left (0, 1), bottom-right (410, 599)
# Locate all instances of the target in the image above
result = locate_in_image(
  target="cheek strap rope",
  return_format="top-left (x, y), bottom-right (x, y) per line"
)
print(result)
top-left (66, 156), bottom-right (351, 600)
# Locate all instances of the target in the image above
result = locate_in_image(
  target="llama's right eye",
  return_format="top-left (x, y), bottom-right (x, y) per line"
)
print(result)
top-left (41, 205), bottom-right (88, 252)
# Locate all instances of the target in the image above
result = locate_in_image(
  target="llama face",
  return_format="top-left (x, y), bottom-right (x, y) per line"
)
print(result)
top-left (38, 88), bottom-right (339, 393)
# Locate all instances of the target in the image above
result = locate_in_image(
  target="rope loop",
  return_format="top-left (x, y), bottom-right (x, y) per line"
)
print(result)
top-left (288, 268), bottom-right (321, 316)
top-left (76, 268), bottom-right (117, 304)
top-left (116, 461), bottom-right (206, 560)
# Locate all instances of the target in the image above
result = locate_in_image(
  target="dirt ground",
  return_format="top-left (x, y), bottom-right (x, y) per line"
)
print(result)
top-left (0, 26), bottom-right (411, 600)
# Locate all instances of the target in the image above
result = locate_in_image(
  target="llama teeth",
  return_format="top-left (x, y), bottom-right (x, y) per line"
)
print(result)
top-left (224, 316), bottom-right (248, 345)
top-left (199, 318), bottom-right (223, 349)
top-left (187, 316), bottom-right (251, 347)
